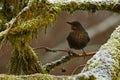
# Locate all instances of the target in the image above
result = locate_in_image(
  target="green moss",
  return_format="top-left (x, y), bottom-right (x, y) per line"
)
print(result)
top-left (0, 74), bottom-right (23, 80)
top-left (9, 43), bottom-right (45, 74)
top-left (117, 72), bottom-right (120, 80)
top-left (2, 0), bottom-right (27, 20)
top-left (60, 1), bottom-right (120, 13)
top-left (0, 73), bottom-right (53, 80)
top-left (28, 73), bottom-right (53, 80)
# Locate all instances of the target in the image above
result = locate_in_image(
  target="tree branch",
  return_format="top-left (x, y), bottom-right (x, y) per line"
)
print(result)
top-left (34, 46), bottom-right (95, 57)
top-left (71, 64), bottom-right (86, 75)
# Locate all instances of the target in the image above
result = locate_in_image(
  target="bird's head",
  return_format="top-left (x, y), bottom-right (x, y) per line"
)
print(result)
top-left (67, 21), bottom-right (83, 30)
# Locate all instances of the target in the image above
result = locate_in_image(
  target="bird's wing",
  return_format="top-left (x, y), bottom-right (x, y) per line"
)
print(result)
top-left (67, 32), bottom-right (77, 48)
top-left (86, 32), bottom-right (90, 42)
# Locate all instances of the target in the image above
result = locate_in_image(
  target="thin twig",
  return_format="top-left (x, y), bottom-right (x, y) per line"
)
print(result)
top-left (33, 46), bottom-right (96, 57)
top-left (34, 46), bottom-right (69, 53)
top-left (71, 64), bottom-right (86, 75)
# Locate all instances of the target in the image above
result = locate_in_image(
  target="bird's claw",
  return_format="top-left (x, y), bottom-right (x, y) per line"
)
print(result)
top-left (68, 50), bottom-right (80, 57)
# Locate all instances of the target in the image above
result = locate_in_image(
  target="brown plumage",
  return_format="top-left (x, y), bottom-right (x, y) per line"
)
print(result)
top-left (67, 21), bottom-right (90, 55)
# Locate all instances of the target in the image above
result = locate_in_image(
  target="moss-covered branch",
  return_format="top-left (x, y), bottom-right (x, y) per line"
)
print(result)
top-left (59, 1), bottom-right (120, 13)
top-left (1, 0), bottom-right (120, 39)
top-left (0, 73), bottom-right (54, 80)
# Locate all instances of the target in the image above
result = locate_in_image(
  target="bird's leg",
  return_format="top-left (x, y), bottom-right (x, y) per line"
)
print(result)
top-left (68, 49), bottom-right (73, 56)
top-left (82, 49), bottom-right (87, 59)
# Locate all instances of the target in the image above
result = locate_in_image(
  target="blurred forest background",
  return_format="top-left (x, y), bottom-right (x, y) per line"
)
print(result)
top-left (0, 0), bottom-right (120, 75)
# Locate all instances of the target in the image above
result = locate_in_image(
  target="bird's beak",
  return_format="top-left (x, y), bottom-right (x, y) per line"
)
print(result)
top-left (66, 22), bottom-right (72, 25)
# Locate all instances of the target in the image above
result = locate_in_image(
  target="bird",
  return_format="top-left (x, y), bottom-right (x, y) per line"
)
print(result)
top-left (66, 21), bottom-right (90, 57)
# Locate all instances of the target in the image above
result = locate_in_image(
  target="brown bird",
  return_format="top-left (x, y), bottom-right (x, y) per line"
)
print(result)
top-left (67, 21), bottom-right (90, 56)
